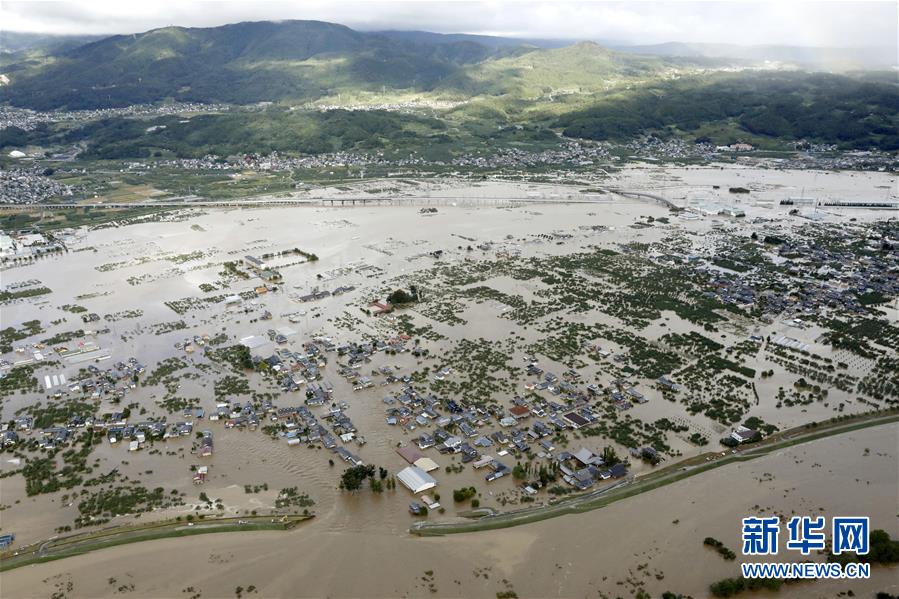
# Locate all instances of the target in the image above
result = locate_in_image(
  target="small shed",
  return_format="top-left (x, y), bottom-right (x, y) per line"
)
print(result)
top-left (414, 457), bottom-right (439, 472)
top-left (421, 495), bottom-right (441, 509)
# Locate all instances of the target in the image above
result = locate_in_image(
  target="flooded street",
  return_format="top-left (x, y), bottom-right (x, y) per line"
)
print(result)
top-left (1, 166), bottom-right (897, 596)
top-left (2, 422), bottom-right (895, 598)
top-left (1, 0), bottom-right (897, 593)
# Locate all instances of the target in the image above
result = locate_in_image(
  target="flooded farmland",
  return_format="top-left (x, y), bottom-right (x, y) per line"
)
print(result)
top-left (1, 166), bottom-right (897, 596)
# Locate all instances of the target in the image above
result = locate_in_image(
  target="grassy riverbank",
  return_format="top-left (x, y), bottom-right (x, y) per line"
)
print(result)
top-left (0, 514), bottom-right (313, 572)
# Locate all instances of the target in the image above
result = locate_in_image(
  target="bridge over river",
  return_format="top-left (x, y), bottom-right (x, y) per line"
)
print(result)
top-left (0, 189), bottom-right (680, 211)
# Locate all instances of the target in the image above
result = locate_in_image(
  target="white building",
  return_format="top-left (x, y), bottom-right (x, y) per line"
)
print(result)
top-left (397, 466), bottom-right (437, 494)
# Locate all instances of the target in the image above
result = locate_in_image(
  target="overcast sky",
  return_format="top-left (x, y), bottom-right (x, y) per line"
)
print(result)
top-left (1, 1), bottom-right (896, 48)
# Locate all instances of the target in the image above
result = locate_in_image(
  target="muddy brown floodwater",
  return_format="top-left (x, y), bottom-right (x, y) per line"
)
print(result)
top-left (1, 168), bottom-right (897, 597)
top-left (2, 423), bottom-right (896, 598)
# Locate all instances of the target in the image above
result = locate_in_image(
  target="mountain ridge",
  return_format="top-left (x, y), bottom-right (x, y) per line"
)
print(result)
top-left (2, 20), bottom-right (556, 110)
top-left (611, 41), bottom-right (897, 69)
top-left (1, 19), bottom-right (896, 154)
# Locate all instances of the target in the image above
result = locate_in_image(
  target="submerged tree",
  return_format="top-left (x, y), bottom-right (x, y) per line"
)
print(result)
top-left (339, 464), bottom-right (376, 491)
top-left (387, 288), bottom-right (416, 305)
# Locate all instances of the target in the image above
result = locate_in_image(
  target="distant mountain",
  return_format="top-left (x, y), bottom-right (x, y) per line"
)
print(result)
top-left (0, 31), bottom-right (104, 54)
top-left (0, 20), bottom-right (556, 110)
top-left (1, 20), bottom-right (691, 111)
top-left (374, 30), bottom-right (571, 51)
top-left (0, 31), bottom-right (106, 76)
top-left (1, 20), bottom-right (896, 154)
top-left (611, 41), bottom-right (897, 70)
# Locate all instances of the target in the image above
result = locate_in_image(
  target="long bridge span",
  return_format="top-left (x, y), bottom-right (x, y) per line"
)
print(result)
top-left (603, 189), bottom-right (680, 209)
top-left (0, 190), bottom-right (679, 211)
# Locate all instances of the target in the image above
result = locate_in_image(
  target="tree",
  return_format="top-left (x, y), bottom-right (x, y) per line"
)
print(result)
top-left (453, 487), bottom-right (477, 502)
top-left (601, 446), bottom-right (619, 465)
top-left (512, 463), bottom-right (527, 479)
top-left (387, 289), bottom-right (415, 305)
top-left (233, 344), bottom-right (253, 370)
top-left (340, 465), bottom-right (376, 491)
top-left (538, 465), bottom-right (552, 486)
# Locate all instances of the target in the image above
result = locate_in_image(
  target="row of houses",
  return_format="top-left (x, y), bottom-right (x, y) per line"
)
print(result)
top-left (5, 412), bottom-right (203, 453)
top-left (376, 374), bottom-right (634, 493)
top-left (558, 447), bottom-right (628, 490)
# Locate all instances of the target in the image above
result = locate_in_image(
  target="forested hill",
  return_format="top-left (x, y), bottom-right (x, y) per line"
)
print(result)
top-left (555, 72), bottom-right (899, 151)
top-left (0, 20), bottom-right (545, 109)
top-left (1, 20), bottom-right (897, 154)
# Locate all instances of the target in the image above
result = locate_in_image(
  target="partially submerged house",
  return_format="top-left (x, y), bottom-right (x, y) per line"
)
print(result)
top-left (563, 411), bottom-right (589, 429)
top-left (396, 444), bottom-right (425, 464)
top-left (397, 466), bottom-right (437, 494)
top-left (365, 300), bottom-right (392, 317)
top-left (509, 405), bottom-right (530, 420)
top-left (730, 426), bottom-right (760, 444)
top-left (199, 431), bottom-right (214, 457)
top-left (414, 457), bottom-right (439, 472)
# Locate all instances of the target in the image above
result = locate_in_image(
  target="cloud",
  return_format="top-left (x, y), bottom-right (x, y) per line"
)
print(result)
top-left (1, 0), bottom-right (895, 48)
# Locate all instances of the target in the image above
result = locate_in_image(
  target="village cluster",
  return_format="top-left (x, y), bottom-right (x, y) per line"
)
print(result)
top-left (2, 319), bottom-right (643, 501)
top-left (0, 167), bottom-right (78, 205)
top-left (0, 103), bottom-right (232, 133)
top-left (3, 124), bottom-right (896, 209)
top-left (697, 219), bottom-right (899, 317)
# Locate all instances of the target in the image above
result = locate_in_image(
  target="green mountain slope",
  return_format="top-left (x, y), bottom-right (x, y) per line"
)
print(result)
top-left (1, 20), bottom-right (540, 109)
top-left (436, 42), bottom-right (666, 100)
top-left (1, 20), bottom-right (896, 154)
top-left (555, 72), bottom-right (899, 150)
